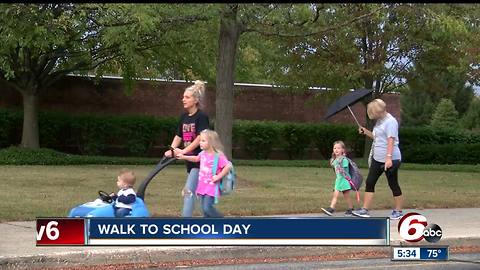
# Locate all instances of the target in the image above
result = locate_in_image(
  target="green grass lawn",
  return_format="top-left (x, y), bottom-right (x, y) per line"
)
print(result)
top-left (1, 164), bottom-right (479, 221)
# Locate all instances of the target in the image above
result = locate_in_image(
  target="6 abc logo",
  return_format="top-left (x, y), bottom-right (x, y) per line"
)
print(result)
top-left (398, 212), bottom-right (442, 243)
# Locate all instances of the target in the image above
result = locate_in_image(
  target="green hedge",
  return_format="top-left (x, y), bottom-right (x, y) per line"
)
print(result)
top-left (281, 123), bottom-right (314, 160)
top-left (399, 127), bottom-right (480, 164)
top-left (310, 123), bottom-right (364, 159)
top-left (401, 143), bottom-right (480, 164)
top-left (234, 120), bottom-right (365, 160)
top-left (1, 109), bottom-right (366, 160)
top-left (0, 147), bottom-right (160, 165)
top-left (1, 147), bottom-right (478, 171)
top-left (236, 120), bottom-right (281, 159)
top-left (0, 109), bottom-right (22, 147)
top-left (233, 159), bottom-right (480, 172)
top-left (400, 126), bottom-right (480, 146)
top-left (1, 108), bottom-right (479, 164)
top-left (0, 109), bottom-right (177, 156)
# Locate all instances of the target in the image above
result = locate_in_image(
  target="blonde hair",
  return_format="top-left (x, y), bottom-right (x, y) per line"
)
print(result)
top-left (367, 98), bottom-right (387, 120)
top-left (184, 80), bottom-right (206, 109)
top-left (200, 129), bottom-right (224, 154)
top-left (330, 140), bottom-right (346, 164)
top-left (119, 169), bottom-right (136, 187)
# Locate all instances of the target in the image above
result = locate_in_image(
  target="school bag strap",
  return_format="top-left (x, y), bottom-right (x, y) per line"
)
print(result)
top-left (212, 153), bottom-right (221, 204)
top-left (336, 157), bottom-right (361, 202)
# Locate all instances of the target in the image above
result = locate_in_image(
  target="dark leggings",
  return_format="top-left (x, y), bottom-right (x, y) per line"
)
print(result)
top-left (365, 159), bottom-right (402, 197)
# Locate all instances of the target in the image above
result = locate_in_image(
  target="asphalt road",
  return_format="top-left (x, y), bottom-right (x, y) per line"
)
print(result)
top-left (145, 253), bottom-right (480, 270)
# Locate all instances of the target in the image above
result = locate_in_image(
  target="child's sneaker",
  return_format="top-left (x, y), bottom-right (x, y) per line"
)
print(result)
top-left (344, 208), bottom-right (354, 217)
top-left (352, 208), bottom-right (370, 218)
top-left (389, 209), bottom-right (403, 220)
top-left (321, 207), bottom-right (335, 216)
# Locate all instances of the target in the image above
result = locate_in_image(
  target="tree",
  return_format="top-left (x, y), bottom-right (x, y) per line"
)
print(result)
top-left (400, 87), bottom-right (436, 126)
top-left (214, 5), bottom-right (242, 160)
top-left (256, 4), bottom-right (425, 158)
top-left (264, 4), bottom-right (424, 97)
top-left (0, 4), bottom-right (212, 148)
top-left (430, 98), bottom-right (459, 129)
top-left (213, 4), bottom-right (384, 158)
top-left (259, 4), bottom-right (480, 158)
top-left (405, 5), bottom-right (478, 119)
top-left (461, 97), bottom-right (480, 131)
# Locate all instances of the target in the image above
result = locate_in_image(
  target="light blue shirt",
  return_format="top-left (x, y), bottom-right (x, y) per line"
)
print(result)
top-left (372, 113), bottom-right (401, 162)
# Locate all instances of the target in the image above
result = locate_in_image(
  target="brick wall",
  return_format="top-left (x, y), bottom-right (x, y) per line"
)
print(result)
top-left (0, 75), bottom-right (401, 125)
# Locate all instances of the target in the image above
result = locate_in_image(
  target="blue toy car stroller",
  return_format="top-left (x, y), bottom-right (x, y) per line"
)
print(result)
top-left (68, 150), bottom-right (176, 218)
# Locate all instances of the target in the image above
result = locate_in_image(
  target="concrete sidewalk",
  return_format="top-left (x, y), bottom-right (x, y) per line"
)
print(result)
top-left (1, 208), bottom-right (479, 269)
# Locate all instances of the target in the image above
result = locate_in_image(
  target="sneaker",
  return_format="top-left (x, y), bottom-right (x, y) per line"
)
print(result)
top-left (344, 208), bottom-right (354, 217)
top-left (321, 207), bottom-right (335, 216)
top-left (389, 209), bottom-right (404, 220)
top-left (352, 208), bottom-right (370, 218)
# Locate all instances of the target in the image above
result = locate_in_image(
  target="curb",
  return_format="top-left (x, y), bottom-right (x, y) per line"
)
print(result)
top-left (2, 238), bottom-right (479, 270)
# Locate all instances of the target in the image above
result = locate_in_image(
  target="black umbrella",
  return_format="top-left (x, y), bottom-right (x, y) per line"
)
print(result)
top-left (324, 88), bottom-right (373, 126)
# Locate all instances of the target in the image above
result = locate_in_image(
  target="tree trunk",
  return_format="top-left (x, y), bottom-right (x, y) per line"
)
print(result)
top-left (215, 5), bottom-right (241, 160)
top-left (20, 90), bottom-right (40, 149)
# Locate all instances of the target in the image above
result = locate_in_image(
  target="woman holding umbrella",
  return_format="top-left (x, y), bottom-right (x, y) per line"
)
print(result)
top-left (352, 99), bottom-right (404, 220)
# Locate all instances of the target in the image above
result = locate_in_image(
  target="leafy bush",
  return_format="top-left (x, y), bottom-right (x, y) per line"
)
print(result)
top-left (0, 109), bottom-right (21, 147)
top-left (39, 111), bottom-right (72, 148)
top-left (158, 117), bottom-right (180, 148)
top-left (399, 126), bottom-right (480, 148)
top-left (1, 108), bottom-right (479, 164)
top-left (237, 120), bottom-right (280, 159)
top-left (71, 114), bottom-right (114, 155)
top-left (0, 147), bottom-right (75, 165)
top-left (402, 143), bottom-right (480, 164)
top-left (280, 123), bottom-right (313, 159)
top-left (113, 115), bottom-right (163, 156)
top-left (1, 109), bottom-right (181, 156)
top-left (0, 147), bottom-right (161, 165)
top-left (311, 123), bottom-right (364, 159)
top-left (461, 98), bottom-right (480, 131)
top-left (2, 146), bottom-right (479, 170)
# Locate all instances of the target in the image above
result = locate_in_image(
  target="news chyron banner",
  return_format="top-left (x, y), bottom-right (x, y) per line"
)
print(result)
top-left (37, 218), bottom-right (390, 246)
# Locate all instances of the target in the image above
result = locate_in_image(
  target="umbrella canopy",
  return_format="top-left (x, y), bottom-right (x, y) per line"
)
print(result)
top-left (324, 88), bottom-right (373, 119)
top-left (324, 88), bottom-right (373, 125)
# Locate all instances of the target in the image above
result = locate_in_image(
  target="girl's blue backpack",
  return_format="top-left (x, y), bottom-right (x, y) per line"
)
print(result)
top-left (212, 154), bottom-right (236, 203)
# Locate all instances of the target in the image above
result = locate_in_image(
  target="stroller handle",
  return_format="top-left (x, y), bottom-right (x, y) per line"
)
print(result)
top-left (136, 147), bottom-right (176, 200)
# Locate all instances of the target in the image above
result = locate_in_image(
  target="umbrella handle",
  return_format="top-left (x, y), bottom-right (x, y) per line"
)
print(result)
top-left (347, 106), bottom-right (361, 127)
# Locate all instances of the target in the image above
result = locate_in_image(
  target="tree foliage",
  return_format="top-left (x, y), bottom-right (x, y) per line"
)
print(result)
top-left (400, 87), bottom-right (436, 126)
top-left (2, 3), bottom-right (479, 157)
top-left (405, 4), bottom-right (478, 118)
top-left (212, 4), bottom-right (389, 158)
top-left (0, 3), bottom-right (214, 148)
top-left (261, 4), bottom-right (421, 95)
top-left (461, 97), bottom-right (480, 131)
top-left (430, 98), bottom-right (459, 129)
